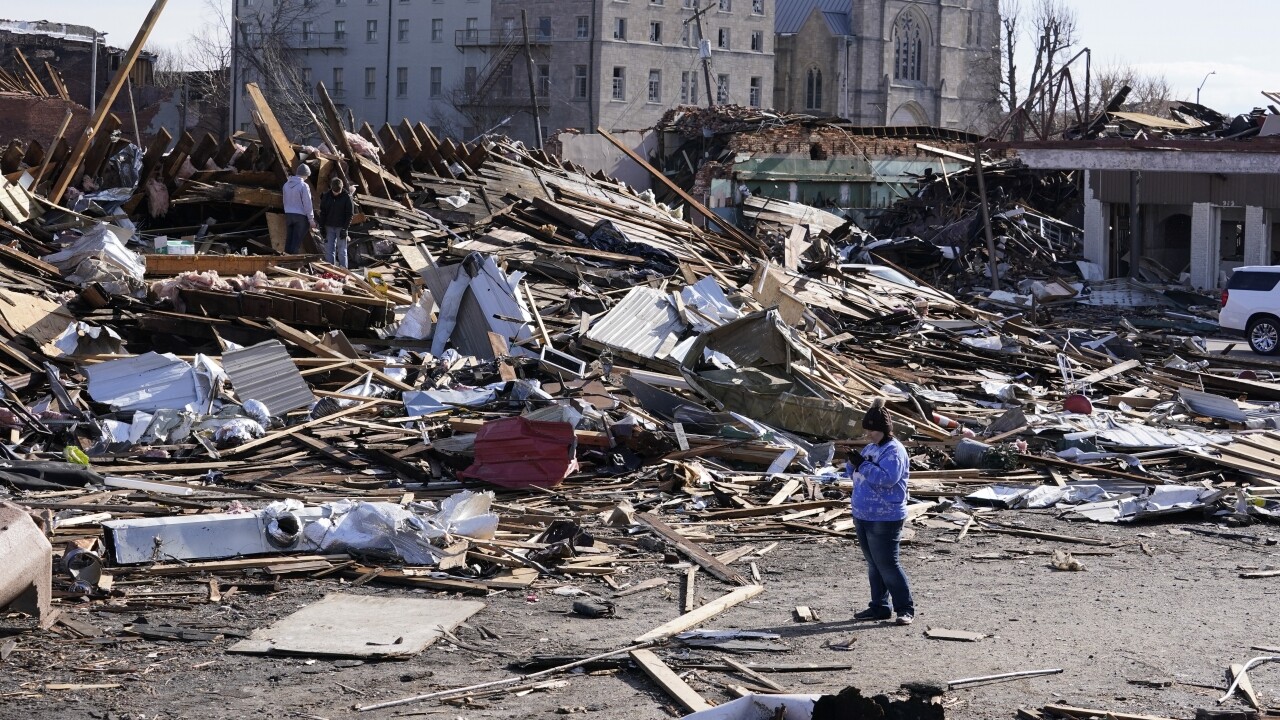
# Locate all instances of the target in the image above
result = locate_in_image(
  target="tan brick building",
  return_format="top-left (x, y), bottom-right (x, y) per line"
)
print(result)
top-left (773, 0), bottom-right (1000, 132)
top-left (467, 0), bottom-right (776, 145)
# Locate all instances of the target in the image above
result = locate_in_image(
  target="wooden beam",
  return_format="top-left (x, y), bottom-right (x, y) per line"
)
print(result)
top-left (244, 82), bottom-right (296, 180)
top-left (629, 649), bottom-right (713, 713)
top-left (12, 48), bottom-right (48, 97)
top-left (637, 512), bottom-right (749, 585)
top-left (49, 0), bottom-right (169, 203)
top-left (634, 585), bottom-right (764, 643)
top-left (596, 126), bottom-right (762, 254)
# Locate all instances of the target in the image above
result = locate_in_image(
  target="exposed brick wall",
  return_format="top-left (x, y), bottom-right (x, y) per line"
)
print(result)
top-left (0, 93), bottom-right (89, 148)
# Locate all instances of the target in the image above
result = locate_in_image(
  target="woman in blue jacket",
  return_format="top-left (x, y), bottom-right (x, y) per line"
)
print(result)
top-left (846, 399), bottom-right (915, 625)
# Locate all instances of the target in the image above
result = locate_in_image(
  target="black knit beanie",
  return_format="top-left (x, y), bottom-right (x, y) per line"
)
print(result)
top-left (861, 398), bottom-right (892, 436)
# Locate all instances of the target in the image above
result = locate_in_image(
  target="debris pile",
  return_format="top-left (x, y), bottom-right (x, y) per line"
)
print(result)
top-left (0, 46), bottom-right (1278, 720)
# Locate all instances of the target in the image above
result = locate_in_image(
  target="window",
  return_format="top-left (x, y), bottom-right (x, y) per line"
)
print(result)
top-left (613, 18), bottom-right (626, 40)
top-left (464, 66), bottom-right (477, 93)
top-left (366, 19), bottom-right (377, 42)
top-left (682, 0), bottom-right (696, 7)
top-left (576, 16), bottom-right (589, 38)
top-left (1228, 270), bottom-right (1280, 292)
top-left (302, 67), bottom-right (313, 95)
top-left (501, 16), bottom-right (515, 36)
top-left (893, 12), bottom-right (924, 82)
top-left (750, 30), bottom-right (762, 52)
top-left (332, 67), bottom-right (344, 94)
top-left (749, 76), bottom-right (761, 107)
top-left (431, 19), bottom-right (443, 41)
top-left (537, 16), bottom-right (551, 39)
top-left (649, 21), bottom-right (662, 43)
top-left (498, 65), bottom-right (513, 96)
top-left (647, 69), bottom-right (661, 102)
top-left (752, 0), bottom-right (764, 14)
top-left (716, 73), bottom-right (729, 103)
top-left (429, 67), bottom-right (442, 96)
top-left (651, 0), bottom-right (664, 4)
top-left (398, 19), bottom-right (409, 41)
top-left (718, 0), bottom-right (731, 10)
top-left (537, 64), bottom-right (550, 96)
top-left (334, 20), bottom-right (347, 41)
top-left (301, 21), bottom-right (315, 42)
top-left (364, 67), bottom-right (376, 96)
top-left (396, 67), bottom-right (408, 97)
top-left (680, 71), bottom-right (692, 103)
top-left (611, 66), bottom-right (625, 99)
top-left (717, 28), bottom-right (730, 49)
top-left (465, 17), bottom-right (478, 42)
top-left (573, 65), bottom-right (588, 98)
top-left (805, 67), bottom-right (822, 109)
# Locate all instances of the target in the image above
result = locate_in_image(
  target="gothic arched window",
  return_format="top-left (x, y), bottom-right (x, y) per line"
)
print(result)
top-left (893, 13), bottom-right (924, 82)
top-left (805, 68), bottom-right (822, 110)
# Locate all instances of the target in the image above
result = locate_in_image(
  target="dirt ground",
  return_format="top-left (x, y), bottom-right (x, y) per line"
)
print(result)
top-left (3, 511), bottom-right (1278, 720)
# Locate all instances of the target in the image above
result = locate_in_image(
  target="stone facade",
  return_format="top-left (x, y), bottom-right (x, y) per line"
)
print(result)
top-left (774, 0), bottom-right (1000, 132)
top-left (232, 0), bottom-right (495, 141)
top-left (484, 0), bottom-right (776, 146)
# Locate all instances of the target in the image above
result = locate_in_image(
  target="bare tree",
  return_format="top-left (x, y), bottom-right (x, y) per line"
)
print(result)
top-left (995, 0), bottom-right (1082, 137)
top-left (205, 0), bottom-right (317, 138)
top-left (432, 80), bottom-right (517, 144)
top-left (1092, 63), bottom-right (1174, 117)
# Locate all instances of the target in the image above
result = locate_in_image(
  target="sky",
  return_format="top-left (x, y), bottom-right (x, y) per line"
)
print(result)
top-left (28, 0), bottom-right (1279, 116)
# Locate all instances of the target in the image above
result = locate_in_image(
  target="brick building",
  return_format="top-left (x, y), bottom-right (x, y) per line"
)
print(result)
top-left (0, 19), bottom-right (155, 112)
top-left (773, 0), bottom-right (1000, 132)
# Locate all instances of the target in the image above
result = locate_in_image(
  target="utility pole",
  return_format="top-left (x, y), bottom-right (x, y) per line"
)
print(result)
top-left (521, 10), bottom-right (544, 148)
top-left (972, 146), bottom-right (1000, 292)
top-left (683, 1), bottom-right (715, 108)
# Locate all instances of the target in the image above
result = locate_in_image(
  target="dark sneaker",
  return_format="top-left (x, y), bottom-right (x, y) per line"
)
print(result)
top-left (895, 613), bottom-right (914, 626)
top-left (853, 608), bottom-right (892, 621)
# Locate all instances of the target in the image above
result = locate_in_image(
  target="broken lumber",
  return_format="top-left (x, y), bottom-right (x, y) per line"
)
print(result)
top-left (635, 585), bottom-right (764, 643)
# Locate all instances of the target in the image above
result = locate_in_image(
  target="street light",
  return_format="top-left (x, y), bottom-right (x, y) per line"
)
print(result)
top-left (1196, 70), bottom-right (1216, 105)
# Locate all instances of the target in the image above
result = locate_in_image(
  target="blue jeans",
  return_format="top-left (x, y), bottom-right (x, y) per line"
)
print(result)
top-left (284, 213), bottom-right (310, 254)
top-left (854, 519), bottom-right (914, 616)
top-left (324, 226), bottom-right (349, 268)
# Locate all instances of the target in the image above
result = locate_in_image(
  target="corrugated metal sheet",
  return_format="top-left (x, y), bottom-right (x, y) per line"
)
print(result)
top-left (776, 0), bottom-right (848, 34)
top-left (584, 287), bottom-right (685, 360)
top-left (85, 352), bottom-right (201, 412)
top-left (1094, 169), bottom-right (1280, 207)
top-left (222, 340), bottom-right (316, 415)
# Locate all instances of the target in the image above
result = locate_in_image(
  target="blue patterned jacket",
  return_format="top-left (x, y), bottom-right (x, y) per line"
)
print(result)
top-left (848, 437), bottom-right (909, 522)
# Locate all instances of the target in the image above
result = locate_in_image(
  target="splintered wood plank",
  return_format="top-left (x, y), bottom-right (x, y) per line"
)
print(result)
top-left (245, 82), bottom-right (297, 177)
top-left (637, 512), bottom-right (749, 586)
top-left (629, 649), bottom-right (712, 713)
top-left (635, 585), bottom-right (764, 644)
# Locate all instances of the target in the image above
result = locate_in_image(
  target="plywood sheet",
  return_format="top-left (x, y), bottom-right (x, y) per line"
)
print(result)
top-left (229, 593), bottom-right (484, 658)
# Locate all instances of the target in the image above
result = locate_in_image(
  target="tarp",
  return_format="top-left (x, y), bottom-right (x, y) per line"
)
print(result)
top-left (460, 417), bottom-right (578, 489)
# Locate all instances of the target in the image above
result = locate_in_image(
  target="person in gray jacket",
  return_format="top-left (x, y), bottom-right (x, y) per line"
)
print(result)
top-left (282, 165), bottom-right (315, 254)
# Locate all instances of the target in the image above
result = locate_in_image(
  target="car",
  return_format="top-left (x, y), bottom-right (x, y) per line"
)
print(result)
top-left (1220, 266), bottom-right (1280, 355)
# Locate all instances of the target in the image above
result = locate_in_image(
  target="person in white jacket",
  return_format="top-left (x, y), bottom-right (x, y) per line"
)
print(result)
top-left (282, 165), bottom-right (315, 254)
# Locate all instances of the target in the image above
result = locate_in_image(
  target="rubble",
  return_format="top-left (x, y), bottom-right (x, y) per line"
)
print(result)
top-left (1, 17), bottom-right (1279, 720)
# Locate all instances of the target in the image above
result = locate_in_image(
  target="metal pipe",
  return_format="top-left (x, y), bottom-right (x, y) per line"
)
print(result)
top-left (89, 31), bottom-right (100, 111)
